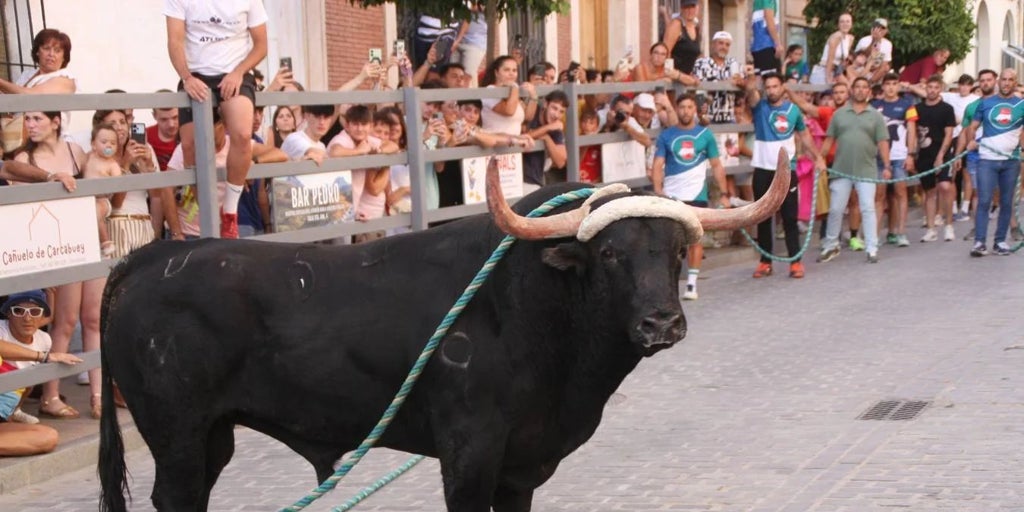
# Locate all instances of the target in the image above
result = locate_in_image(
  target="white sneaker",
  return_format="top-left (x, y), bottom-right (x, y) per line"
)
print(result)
top-left (76, 371), bottom-right (89, 385)
top-left (682, 284), bottom-right (698, 301)
top-left (935, 214), bottom-right (945, 226)
top-left (944, 225), bottom-right (955, 241)
top-left (9, 408), bottom-right (39, 424)
top-left (729, 196), bottom-right (752, 207)
top-left (921, 229), bottom-right (938, 242)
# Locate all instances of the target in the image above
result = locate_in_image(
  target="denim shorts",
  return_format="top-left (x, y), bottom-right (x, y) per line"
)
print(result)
top-left (877, 159), bottom-right (908, 180)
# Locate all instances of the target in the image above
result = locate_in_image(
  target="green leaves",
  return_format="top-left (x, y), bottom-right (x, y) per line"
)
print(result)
top-left (803, 0), bottom-right (975, 71)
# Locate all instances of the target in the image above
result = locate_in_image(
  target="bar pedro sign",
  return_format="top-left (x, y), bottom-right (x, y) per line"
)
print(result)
top-left (0, 197), bottom-right (100, 277)
top-left (271, 171), bottom-right (355, 232)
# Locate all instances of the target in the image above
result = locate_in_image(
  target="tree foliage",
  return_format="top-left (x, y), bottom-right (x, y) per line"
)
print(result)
top-left (803, 0), bottom-right (976, 72)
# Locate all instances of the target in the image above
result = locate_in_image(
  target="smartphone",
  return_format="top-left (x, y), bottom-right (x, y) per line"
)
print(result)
top-left (513, 34), bottom-right (524, 50)
top-left (393, 39), bottom-right (406, 60)
top-left (130, 123), bottom-right (146, 144)
top-left (664, 58), bottom-right (675, 72)
top-left (433, 38), bottom-right (452, 61)
top-left (368, 48), bottom-right (383, 64)
top-left (279, 57), bottom-right (292, 70)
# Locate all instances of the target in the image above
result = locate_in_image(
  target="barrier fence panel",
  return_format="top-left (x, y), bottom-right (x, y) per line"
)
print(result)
top-left (0, 79), bottom-right (827, 392)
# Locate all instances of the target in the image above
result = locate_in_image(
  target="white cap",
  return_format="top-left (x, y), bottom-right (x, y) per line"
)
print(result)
top-left (712, 31), bottom-right (733, 42)
top-left (635, 93), bottom-right (656, 111)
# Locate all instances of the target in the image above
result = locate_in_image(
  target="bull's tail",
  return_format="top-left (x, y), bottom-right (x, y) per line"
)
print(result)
top-left (99, 260), bottom-right (131, 512)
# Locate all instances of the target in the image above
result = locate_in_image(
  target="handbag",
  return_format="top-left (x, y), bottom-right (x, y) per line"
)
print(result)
top-left (814, 170), bottom-right (831, 217)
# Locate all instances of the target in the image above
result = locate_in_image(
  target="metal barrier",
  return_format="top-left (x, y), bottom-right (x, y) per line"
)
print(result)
top-left (0, 79), bottom-right (824, 392)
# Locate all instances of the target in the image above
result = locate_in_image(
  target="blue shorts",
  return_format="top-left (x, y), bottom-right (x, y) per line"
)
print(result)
top-left (877, 159), bottom-right (908, 180)
top-left (0, 391), bottom-right (20, 421)
top-left (966, 152), bottom-right (979, 188)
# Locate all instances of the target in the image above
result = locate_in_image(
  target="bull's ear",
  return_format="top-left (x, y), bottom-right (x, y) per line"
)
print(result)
top-left (542, 242), bottom-right (587, 272)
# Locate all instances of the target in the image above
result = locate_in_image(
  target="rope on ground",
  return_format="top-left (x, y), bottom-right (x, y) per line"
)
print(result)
top-left (280, 187), bottom-right (598, 512)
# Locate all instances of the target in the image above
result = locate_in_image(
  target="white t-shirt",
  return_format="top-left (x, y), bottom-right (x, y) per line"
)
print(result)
top-left (854, 36), bottom-right (893, 64)
top-left (16, 68), bottom-right (77, 134)
top-left (481, 86), bottom-right (525, 135)
top-left (163, 0), bottom-right (269, 76)
top-left (166, 140), bottom-right (229, 236)
top-left (327, 131), bottom-right (386, 220)
top-left (281, 130), bottom-right (326, 162)
top-left (941, 92), bottom-right (980, 138)
top-left (0, 320), bottom-right (52, 370)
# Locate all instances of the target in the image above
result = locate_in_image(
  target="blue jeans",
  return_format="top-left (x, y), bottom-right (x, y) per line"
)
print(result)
top-left (237, 224), bottom-right (264, 238)
top-left (974, 159), bottom-right (1018, 244)
top-left (824, 178), bottom-right (878, 254)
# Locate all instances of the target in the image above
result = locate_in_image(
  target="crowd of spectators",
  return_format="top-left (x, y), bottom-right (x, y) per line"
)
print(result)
top-left (1, 1), bottom-right (1023, 456)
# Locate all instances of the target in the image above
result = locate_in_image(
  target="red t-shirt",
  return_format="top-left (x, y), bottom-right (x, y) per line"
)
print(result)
top-left (817, 106), bottom-right (837, 164)
top-left (146, 125), bottom-right (178, 171)
top-left (579, 146), bottom-right (602, 183)
top-left (899, 56), bottom-right (943, 85)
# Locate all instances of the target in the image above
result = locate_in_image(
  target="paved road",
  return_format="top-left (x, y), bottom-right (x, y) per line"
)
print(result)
top-left (2, 226), bottom-right (1022, 511)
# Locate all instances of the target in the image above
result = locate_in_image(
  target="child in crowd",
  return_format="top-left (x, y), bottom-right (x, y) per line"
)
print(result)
top-left (784, 45), bottom-right (809, 83)
top-left (579, 109), bottom-right (602, 183)
top-left (82, 123), bottom-right (122, 257)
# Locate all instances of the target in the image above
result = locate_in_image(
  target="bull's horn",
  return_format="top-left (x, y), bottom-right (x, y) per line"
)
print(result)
top-left (486, 157), bottom-right (628, 240)
top-left (693, 149), bottom-right (792, 231)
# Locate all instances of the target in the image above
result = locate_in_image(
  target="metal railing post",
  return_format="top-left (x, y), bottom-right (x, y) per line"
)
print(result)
top-left (404, 87), bottom-right (429, 231)
top-left (564, 81), bottom-right (581, 182)
top-left (193, 98), bottom-right (220, 237)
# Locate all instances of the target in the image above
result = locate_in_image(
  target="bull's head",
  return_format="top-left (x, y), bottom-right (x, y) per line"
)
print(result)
top-left (487, 151), bottom-right (790, 355)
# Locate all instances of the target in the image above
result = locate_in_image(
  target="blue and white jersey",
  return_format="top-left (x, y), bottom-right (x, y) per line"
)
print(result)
top-left (751, 99), bottom-right (805, 170)
top-left (751, 0), bottom-right (779, 52)
top-left (972, 95), bottom-right (1024, 160)
top-left (655, 125), bottom-right (719, 201)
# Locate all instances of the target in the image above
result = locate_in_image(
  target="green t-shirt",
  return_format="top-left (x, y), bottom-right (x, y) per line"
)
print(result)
top-left (826, 104), bottom-right (888, 179)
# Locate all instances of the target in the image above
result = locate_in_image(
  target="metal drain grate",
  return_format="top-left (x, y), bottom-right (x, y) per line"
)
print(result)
top-left (857, 400), bottom-right (930, 421)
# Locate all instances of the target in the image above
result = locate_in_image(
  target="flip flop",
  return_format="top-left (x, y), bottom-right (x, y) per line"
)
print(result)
top-left (40, 398), bottom-right (80, 420)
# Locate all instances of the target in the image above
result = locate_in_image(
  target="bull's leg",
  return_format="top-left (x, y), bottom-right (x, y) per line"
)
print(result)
top-left (436, 424), bottom-right (508, 511)
top-left (491, 462), bottom-right (559, 512)
top-left (197, 420), bottom-right (236, 509)
top-left (150, 442), bottom-right (211, 511)
top-left (491, 486), bottom-right (534, 512)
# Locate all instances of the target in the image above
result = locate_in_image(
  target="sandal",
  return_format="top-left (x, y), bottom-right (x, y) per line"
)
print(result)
top-left (40, 397), bottom-right (80, 420)
top-left (90, 393), bottom-right (102, 420)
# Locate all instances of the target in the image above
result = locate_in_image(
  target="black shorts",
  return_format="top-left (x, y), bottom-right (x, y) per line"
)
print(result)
top-left (177, 72), bottom-right (257, 125)
top-left (919, 167), bottom-right (952, 191)
top-left (752, 47), bottom-right (781, 76)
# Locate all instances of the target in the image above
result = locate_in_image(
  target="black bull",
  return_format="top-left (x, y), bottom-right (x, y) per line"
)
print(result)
top-left (99, 171), bottom-right (787, 511)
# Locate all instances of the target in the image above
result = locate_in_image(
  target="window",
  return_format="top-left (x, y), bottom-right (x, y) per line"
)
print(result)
top-left (1, 0), bottom-right (48, 81)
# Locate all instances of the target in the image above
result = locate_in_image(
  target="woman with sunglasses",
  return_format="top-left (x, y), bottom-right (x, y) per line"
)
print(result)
top-left (0, 291), bottom-right (83, 427)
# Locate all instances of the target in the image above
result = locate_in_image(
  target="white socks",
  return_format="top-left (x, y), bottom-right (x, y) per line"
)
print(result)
top-left (223, 183), bottom-right (244, 215)
top-left (687, 269), bottom-right (699, 290)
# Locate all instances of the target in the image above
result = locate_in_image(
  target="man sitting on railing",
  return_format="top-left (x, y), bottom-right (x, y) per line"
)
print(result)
top-left (165, 0), bottom-right (268, 239)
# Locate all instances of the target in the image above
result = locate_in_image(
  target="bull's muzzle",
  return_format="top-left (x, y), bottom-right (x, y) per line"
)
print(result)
top-left (637, 310), bottom-right (685, 349)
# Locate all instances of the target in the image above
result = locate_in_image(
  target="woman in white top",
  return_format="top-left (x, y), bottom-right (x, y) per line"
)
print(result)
top-left (480, 55), bottom-right (537, 135)
top-left (12, 110), bottom-right (87, 420)
top-left (0, 29), bottom-right (76, 154)
top-left (810, 13), bottom-right (854, 85)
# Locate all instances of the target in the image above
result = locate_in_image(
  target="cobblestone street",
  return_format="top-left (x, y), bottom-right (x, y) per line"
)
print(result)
top-left (1, 233), bottom-right (1021, 511)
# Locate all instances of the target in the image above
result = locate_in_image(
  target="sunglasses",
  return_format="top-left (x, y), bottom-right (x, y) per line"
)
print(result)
top-left (9, 306), bottom-right (45, 318)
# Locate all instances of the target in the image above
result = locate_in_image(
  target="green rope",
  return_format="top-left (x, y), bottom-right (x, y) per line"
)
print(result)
top-left (332, 455), bottom-right (426, 512)
top-left (281, 187), bottom-right (598, 512)
top-left (738, 151), bottom-right (969, 263)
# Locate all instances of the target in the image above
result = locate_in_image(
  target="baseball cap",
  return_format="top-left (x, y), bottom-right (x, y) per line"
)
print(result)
top-left (1, 290), bottom-right (50, 318)
top-left (873, 18), bottom-right (888, 29)
top-left (712, 31), bottom-right (733, 42)
top-left (635, 93), bottom-right (656, 111)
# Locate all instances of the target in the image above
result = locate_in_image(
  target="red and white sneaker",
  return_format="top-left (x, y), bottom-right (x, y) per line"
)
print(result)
top-left (220, 210), bottom-right (239, 239)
